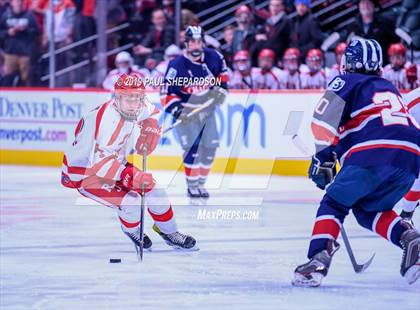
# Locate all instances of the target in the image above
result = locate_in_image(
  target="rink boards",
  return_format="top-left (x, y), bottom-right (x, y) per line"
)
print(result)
top-left (0, 88), bottom-right (324, 175)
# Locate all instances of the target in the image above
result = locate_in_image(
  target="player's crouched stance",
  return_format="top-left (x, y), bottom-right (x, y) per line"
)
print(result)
top-left (61, 73), bottom-right (196, 251)
top-left (292, 39), bottom-right (420, 287)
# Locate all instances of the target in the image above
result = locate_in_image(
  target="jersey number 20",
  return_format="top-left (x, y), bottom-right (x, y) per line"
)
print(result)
top-left (372, 91), bottom-right (409, 126)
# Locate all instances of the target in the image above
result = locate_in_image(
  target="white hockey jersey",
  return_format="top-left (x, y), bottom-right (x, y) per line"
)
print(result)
top-left (277, 70), bottom-right (301, 89)
top-left (382, 63), bottom-right (419, 90)
top-left (300, 70), bottom-right (327, 89)
top-left (61, 99), bottom-right (156, 188)
top-left (228, 70), bottom-right (253, 89)
top-left (251, 67), bottom-right (283, 89)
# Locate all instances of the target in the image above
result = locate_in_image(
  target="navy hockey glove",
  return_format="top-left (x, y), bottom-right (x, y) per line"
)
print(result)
top-left (309, 155), bottom-right (337, 190)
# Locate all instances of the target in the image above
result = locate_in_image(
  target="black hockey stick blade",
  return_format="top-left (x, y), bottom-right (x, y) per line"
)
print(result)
top-left (341, 224), bottom-right (375, 273)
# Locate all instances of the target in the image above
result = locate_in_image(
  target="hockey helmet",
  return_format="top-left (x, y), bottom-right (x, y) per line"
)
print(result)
top-left (114, 73), bottom-right (147, 121)
top-left (283, 48), bottom-right (300, 72)
top-left (258, 49), bottom-right (276, 71)
top-left (233, 50), bottom-right (251, 72)
top-left (185, 25), bottom-right (205, 58)
top-left (341, 38), bottom-right (382, 75)
top-left (306, 48), bottom-right (323, 72)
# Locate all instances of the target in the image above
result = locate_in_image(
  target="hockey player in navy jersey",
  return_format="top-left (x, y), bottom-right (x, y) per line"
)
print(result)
top-left (292, 38), bottom-right (420, 287)
top-left (161, 26), bottom-right (229, 198)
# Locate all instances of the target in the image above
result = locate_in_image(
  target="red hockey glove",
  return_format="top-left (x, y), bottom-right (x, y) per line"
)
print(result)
top-left (406, 64), bottom-right (418, 85)
top-left (136, 118), bottom-right (161, 155)
top-left (120, 164), bottom-right (155, 193)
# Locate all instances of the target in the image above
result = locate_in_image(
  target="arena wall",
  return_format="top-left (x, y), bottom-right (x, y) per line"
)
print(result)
top-left (0, 88), bottom-right (326, 176)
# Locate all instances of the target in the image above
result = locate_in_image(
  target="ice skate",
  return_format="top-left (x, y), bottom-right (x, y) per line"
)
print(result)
top-left (292, 240), bottom-right (340, 287)
top-left (400, 227), bottom-right (420, 284)
top-left (153, 224), bottom-right (198, 250)
top-left (187, 186), bottom-right (201, 198)
top-left (198, 185), bottom-right (210, 199)
top-left (122, 226), bottom-right (152, 250)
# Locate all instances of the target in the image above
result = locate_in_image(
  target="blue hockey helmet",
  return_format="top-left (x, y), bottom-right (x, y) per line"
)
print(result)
top-left (185, 26), bottom-right (205, 43)
top-left (340, 38), bottom-right (383, 75)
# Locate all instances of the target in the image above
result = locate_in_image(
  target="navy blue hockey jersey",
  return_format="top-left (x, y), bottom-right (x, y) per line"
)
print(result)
top-left (161, 47), bottom-right (229, 115)
top-left (312, 73), bottom-right (419, 174)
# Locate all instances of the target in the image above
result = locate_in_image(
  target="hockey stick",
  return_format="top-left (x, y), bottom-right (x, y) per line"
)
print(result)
top-left (340, 223), bottom-right (375, 273)
top-left (292, 134), bottom-right (375, 273)
top-left (138, 146), bottom-right (147, 262)
top-left (321, 32), bottom-right (340, 52)
top-left (163, 98), bottom-right (214, 134)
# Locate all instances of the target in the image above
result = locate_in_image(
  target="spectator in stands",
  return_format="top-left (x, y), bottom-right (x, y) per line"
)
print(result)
top-left (221, 25), bottom-right (234, 67)
top-left (181, 8), bottom-right (199, 29)
top-left (162, 0), bottom-right (175, 25)
top-left (300, 48), bottom-right (326, 89)
top-left (102, 51), bottom-right (144, 91)
top-left (0, 0), bottom-right (10, 20)
top-left (133, 8), bottom-right (174, 65)
top-left (42, 0), bottom-right (75, 86)
top-left (250, 0), bottom-right (290, 66)
top-left (345, 0), bottom-right (398, 64)
top-left (0, 0), bottom-right (39, 86)
top-left (289, 0), bottom-right (323, 62)
top-left (231, 5), bottom-right (255, 55)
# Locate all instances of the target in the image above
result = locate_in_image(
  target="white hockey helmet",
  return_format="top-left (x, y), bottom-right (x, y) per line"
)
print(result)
top-left (115, 51), bottom-right (133, 66)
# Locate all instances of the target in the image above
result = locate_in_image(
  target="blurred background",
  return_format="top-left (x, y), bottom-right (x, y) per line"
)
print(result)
top-left (0, 0), bottom-right (418, 90)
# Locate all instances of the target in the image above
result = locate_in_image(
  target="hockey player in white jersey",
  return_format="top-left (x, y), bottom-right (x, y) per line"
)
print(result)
top-left (382, 43), bottom-right (419, 90)
top-left (300, 48), bottom-right (327, 89)
top-left (102, 51), bottom-right (145, 91)
top-left (398, 88), bottom-right (420, 221)
top-left (278, 48), bottom-right (302, 89)
top-left (62, 73), bottom-right (197, 250)
top-left (252, 49), bottom-right (282, 89)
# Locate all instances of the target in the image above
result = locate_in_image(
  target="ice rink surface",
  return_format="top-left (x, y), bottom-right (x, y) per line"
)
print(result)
top-left (1, 165), bottom-right (419, 310)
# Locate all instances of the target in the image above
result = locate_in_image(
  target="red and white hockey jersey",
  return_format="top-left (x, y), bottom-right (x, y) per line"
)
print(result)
top-left (277, 70), bottom-right (301, 89)
top-left (228, 70), bottom-right (253, 89)
top-left (300, 70), bottom-right (327, 89)
top-left (382, 63), bottom-right (419, 90)
top-left (251, 67), bottom-right (283, 89)
top-left (61, 99), bottom-right (156, 189)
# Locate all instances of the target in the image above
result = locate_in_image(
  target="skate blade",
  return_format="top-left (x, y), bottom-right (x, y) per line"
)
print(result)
top-left (404, 264), bottom-right (420, 285)
top-left (165, 242), bottom-right (200, 252)
top-left (291, 272), bottom-right (323, 287)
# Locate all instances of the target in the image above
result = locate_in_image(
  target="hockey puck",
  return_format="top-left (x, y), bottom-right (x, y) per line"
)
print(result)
top-left (109, 258), bottom-right (122, 263)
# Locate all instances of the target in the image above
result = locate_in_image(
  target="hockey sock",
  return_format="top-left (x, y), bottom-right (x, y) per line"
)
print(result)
top-left (198, 147), bottom-right (216, 186)
top-left (117, 205), bottom-right (140, 232)
top-left (183, 144), bottom-right (200, 189)
top-left (353, 208), bottom-right (407, 248)
top-left (146, 188), bottom-right (177, 234)
top-left (308, 195), bottom-right (348, 258)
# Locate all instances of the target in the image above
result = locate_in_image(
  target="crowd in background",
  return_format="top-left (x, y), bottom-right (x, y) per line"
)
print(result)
top-left (0, 0), bottom-right (418, 90)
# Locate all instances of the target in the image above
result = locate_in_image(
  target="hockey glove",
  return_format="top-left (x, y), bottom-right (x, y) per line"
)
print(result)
top-left (136, 118), bottom-right (161, 155)
top-left (211, 86), bottom-right (228, 105)
top-left (309, 156), bottom-right (337, 190)
top-left (120, 164), bottom-right (155, 193)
